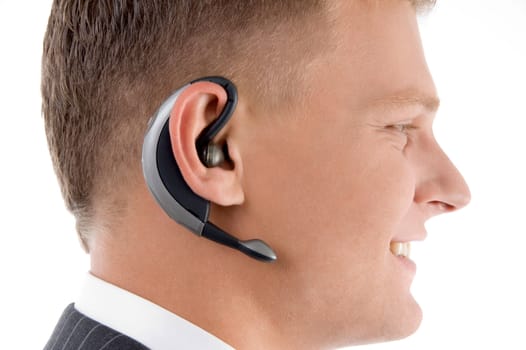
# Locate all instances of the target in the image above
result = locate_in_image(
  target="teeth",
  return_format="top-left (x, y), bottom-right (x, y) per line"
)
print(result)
top-left (390, 242), bottom-right (411, 258)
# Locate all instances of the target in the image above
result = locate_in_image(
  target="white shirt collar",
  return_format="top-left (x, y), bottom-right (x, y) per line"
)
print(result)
top-left (75, 273), bottom-right (234, 350)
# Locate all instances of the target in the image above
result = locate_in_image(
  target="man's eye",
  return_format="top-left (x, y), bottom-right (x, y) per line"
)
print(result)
top-left (388, 124), bottom-right (413, 135)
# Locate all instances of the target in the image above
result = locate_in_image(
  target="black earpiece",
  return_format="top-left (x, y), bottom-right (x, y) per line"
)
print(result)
top-left (142, 76), bottom-right (277, 262)
top-left (201, 143), bottom-right (227, 168)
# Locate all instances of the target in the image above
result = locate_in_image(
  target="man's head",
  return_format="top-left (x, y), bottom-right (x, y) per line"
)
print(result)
top-left (43, 0), bottom-right (470, 348)
top-left (42, 0), bottom-right (324, 247)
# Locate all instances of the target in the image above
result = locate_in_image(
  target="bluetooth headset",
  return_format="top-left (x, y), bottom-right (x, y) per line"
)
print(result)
top-left (142, 76), bottom-right (277, 262)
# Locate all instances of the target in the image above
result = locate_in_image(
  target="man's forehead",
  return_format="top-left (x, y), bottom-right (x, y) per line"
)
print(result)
top-left (320, 1), bottom-right (436, 115)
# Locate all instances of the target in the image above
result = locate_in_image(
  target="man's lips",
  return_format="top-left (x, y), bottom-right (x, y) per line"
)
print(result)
top-left (390, 241), bottom-right (418, 277)
top-left (390, 231), bottom-right (427, 259)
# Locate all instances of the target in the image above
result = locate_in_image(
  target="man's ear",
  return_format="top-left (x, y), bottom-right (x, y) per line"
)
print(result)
top-left (168, 81), bottom-right (244, 206)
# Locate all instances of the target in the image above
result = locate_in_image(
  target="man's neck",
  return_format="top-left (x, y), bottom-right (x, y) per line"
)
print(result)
top-left (89, 226), bottom-right (309, 349)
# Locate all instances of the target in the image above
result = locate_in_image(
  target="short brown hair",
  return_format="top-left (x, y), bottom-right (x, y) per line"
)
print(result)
top-left (42, 0), bottom-right (435, 249)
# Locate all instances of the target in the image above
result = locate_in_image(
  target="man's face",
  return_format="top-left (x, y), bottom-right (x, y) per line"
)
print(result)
top-left (217, 0), bottom-right (470, 347)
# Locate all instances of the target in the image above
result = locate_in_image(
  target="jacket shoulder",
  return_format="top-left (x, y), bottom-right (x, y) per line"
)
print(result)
top-left (44, 304), bottom-right (149, 350)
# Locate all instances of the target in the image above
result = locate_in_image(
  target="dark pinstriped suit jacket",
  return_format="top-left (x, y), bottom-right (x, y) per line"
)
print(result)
top-left (44, 304), bottom-right (149, 350)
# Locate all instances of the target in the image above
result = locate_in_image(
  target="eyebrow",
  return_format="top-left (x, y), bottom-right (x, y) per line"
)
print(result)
top-left (368, 91), bottom-right (441, 113)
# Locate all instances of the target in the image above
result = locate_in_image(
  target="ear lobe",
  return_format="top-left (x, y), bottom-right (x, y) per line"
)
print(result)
top-left (168, 82), bottom-right (245, 206)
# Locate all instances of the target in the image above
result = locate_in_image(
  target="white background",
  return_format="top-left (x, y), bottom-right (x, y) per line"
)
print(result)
top-left (0, 1), bottom-right (524, 349)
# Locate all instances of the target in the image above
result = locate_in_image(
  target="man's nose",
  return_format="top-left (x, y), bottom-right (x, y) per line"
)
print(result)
top-left (414, 140), bottom-right (471, 216)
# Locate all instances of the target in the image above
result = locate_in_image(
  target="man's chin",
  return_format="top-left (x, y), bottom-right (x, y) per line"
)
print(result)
top-left (382, 298), bottom-right (423, 343)
top-left (336, 298), bottom-right (423, 348)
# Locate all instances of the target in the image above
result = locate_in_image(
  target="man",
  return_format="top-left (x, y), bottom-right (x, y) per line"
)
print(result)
top-left (42, 0), bottom-right (470, 349)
